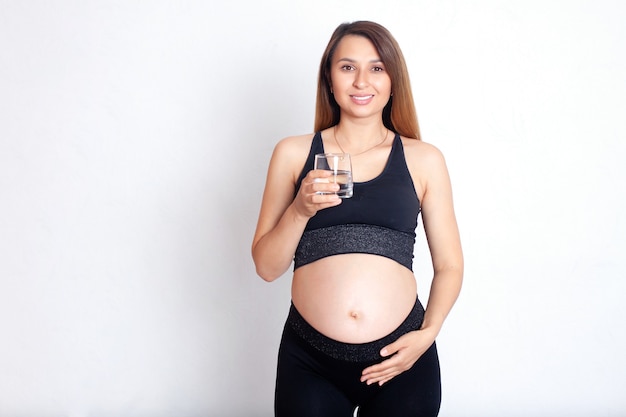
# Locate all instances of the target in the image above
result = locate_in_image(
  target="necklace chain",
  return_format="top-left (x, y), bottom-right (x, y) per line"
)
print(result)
top-left (333, 125), bottom-right (389, 157)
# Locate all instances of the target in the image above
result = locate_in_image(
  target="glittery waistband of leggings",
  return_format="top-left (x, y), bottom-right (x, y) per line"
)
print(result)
top-left (286, 298), bottom-right (424, 362)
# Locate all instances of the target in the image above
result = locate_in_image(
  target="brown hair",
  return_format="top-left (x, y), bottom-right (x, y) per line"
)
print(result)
top-left (314, 21), bottom-right (421, 140)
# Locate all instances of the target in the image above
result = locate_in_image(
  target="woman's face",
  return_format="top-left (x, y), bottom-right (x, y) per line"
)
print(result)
top-left (330, 35), bottom-right (392, 122)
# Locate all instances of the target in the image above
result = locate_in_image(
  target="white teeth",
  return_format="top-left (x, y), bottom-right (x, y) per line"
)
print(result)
top-left (353, 95), bottom-right (373, 101)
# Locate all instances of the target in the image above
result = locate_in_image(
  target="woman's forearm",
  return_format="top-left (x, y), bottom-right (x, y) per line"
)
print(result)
top-left (420, 266), bottom-right (463, 335)
top-left (252, 203), bottom-right (309, 282)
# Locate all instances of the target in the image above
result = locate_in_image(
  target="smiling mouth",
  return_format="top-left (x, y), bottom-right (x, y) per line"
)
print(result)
top-left (351, 95), bottom-right (374, 101)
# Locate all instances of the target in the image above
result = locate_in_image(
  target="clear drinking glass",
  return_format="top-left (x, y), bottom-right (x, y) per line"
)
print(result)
top-left (313, 153), bottom-right (353, 198)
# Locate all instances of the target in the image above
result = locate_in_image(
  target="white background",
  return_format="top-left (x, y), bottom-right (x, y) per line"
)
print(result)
top-left (1, 1), bottom-right (625, 416)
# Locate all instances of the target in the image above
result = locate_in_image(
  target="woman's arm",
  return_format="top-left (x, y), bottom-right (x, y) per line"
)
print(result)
top-left (418, 143), bottom-right (463, 335)
top-left (251, 136), bottom-right (341, 281)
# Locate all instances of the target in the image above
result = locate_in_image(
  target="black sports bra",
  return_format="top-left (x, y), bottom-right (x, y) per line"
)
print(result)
top-left (293, 132), bottom-right (420, 271)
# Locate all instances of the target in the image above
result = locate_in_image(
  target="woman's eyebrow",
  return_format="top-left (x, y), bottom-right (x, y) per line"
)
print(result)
top-left (336, 57), bottom-right (384, 63)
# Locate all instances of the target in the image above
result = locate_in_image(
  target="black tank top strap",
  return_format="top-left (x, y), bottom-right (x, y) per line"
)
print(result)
top-left (295, 132), bottom-right (323, 194)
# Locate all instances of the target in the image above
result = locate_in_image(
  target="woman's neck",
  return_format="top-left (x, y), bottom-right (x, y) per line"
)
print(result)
top-left (333, 119), bottom-right (389, 157)
top-left (334, 119), bottom-right (388, 149)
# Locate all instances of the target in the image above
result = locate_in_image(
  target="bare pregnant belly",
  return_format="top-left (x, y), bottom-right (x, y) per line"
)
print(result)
top-left (291, 253), bottom-right (418, 343)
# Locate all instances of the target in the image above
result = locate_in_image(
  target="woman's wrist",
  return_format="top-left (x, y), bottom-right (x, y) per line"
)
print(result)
top-left (419, 319), bottom-right (443, 338)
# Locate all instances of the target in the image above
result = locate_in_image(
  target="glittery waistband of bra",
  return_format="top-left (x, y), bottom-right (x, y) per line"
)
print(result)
top-left (294, 224), bottom-right (415, 271)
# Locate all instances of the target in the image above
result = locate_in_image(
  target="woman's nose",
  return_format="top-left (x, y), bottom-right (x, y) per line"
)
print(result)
top-left (353, 70), bottom-right (368, 88)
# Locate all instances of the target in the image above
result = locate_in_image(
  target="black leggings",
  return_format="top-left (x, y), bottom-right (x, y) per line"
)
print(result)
top-left (275, 299), bottom-right (441, 417)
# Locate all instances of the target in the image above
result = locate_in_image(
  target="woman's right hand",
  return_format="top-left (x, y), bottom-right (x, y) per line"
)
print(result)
top-left (293, 169), bottom-right (342, 218)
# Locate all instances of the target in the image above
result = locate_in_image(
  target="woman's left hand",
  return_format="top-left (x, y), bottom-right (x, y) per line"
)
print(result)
top-left (360, 328), bottom-right (437, 386)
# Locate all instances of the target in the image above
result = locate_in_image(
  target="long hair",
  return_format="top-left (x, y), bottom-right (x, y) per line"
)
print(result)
top-left (314, 21), bottom-right (421, 140)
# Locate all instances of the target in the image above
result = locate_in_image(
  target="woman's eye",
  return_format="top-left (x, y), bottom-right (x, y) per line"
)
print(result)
top-left (372, 66), bottom-right (385, 72)
top-left (341, 65), bottom-right (355, 71)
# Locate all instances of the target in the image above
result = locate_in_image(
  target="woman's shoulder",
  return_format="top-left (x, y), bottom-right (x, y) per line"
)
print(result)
top-left (400, 136), bottom-right (445, 166)
top-left (274, 132), bottom-right (317, 155)
top-left (400, 136), bottom-right (451, 196)
top-left (268, 132), bottom-right (317, 176)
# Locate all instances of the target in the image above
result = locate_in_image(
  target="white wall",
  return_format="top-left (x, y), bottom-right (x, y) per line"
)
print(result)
top-left (1, 1), bottom-right (624, 416)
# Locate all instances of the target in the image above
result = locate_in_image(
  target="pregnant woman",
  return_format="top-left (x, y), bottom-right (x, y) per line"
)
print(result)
top-left (252, 21), bottom-right (463, 417)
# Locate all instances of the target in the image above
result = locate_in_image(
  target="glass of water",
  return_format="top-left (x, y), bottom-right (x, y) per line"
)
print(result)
top-left (314, 153), bottom-right (353, 198)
